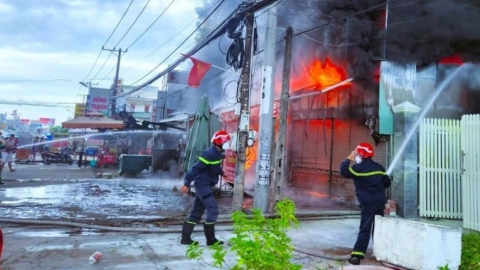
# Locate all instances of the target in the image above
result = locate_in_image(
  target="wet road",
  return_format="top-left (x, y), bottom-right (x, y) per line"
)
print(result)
top-left (0, 165), bottom-right (235, 225)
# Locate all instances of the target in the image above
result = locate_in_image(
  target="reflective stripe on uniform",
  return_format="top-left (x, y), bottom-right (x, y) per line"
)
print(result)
top-left (351, 251), bottom-right (365, 256)
top-left (349, 167), bottom-right (387, 177)
top-left (198, 156), bottom-right (222, 165)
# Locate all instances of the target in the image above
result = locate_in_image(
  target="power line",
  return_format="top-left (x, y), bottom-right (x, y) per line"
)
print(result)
top-left (126, 0), bottom-right (177, 50)
top-left (81, 0), bottom-right (135, 81)
top-left (120, 0), bottom-right (222, 77)
top-left (0, 100), bottom-right (76, 107)
top-left (126, 0), bottom-right (228, 87)
top-left (294, 1), bottom-right (395, 37)
top-left (118, 0), bottom-right (280, 98)
top-left (113, 0), bottom-right (151, 48)
top-left (105, 0), bottom-right (135, 46)
top-left (90, 52), bottom-right (113, 81)
top-left (0, 79), bottom-right (74, 83)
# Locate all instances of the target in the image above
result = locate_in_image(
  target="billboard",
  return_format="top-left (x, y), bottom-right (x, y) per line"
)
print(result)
top-left (88, 87), bottom-right (110, 115)
top-left (39, 118), bottom-right (55, 125)
top-left (74, 103), bottom-right (86, 117)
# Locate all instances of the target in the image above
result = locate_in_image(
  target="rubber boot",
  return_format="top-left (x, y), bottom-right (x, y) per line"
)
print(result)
top-left (180, 221), bottom-right (198, 245)
top-left (348, 256), bottom-right (361, 265)
top-left (204, 223), bottom-right (224, 246)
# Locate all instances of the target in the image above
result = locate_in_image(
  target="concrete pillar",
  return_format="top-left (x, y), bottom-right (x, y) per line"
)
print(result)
top-left (391, 101), bottom-right (421, 218)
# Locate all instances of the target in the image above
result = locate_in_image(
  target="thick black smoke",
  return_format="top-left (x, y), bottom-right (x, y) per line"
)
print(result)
top-left (277, 0), bottom-right (480, 86)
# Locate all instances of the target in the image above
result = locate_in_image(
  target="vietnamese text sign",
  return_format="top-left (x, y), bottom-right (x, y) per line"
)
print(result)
top-left (75, 103), bottom-right (86, 117)
top-left (88, 87), bottom-right (110, 115)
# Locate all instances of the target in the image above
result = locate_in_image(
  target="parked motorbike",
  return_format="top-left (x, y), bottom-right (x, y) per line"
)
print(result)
top-left (41, 151), bottom-right (73, 165)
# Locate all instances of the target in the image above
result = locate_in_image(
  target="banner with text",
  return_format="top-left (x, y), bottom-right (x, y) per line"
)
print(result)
top-left (74, 103), bottom-right (86, 117)
top-left (88, 87), bottom-right (110, 115)
top-left (39, 118), bottom-right (55, 125)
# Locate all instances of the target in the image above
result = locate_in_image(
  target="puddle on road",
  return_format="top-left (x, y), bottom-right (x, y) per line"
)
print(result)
top-left (0, 179), bottom-right (228, 221)
top-left (14, 229), bottom-right (104, 238)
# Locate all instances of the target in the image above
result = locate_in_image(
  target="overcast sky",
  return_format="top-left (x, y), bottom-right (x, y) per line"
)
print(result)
top-left (0, 0), bottom-right (203, 123)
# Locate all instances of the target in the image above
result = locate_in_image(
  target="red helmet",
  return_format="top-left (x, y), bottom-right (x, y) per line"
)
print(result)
top-left (356, 142), bottom-right (374, 158)
top-left (211, 130), bottom-right (231, 145)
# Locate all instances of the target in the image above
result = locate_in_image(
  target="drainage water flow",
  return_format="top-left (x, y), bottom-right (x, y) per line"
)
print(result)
top-left (386, 64), bottom-right (469, 175)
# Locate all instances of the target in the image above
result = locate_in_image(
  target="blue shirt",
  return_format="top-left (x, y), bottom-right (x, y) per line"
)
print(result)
top-left (340, 158), bottom-right (391, 206)
top-left (184, 145), bottom-right (225, 187)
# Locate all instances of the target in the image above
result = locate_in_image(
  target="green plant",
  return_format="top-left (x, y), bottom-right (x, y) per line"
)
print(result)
top-left (438, 264), bottom-right (450, 270)
top-left (460, 232), bottom-right (480, 270)
top-left (186, 198), bottom-right (302, 270)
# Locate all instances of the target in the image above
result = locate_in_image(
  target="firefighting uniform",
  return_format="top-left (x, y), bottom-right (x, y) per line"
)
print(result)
top-left (184, 145), bottom-right (225, 225)
top-left (340, 158), bottom-right (391, 259)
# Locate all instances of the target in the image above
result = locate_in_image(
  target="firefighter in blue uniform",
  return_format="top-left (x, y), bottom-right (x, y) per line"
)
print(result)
top-left (180, 130), bottom-right (231, 246)
top-left (340, 142), bottom-right (391, 265)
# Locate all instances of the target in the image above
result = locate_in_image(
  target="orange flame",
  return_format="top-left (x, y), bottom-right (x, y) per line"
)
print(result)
top-left (291, 58), bottom-right (351, 91)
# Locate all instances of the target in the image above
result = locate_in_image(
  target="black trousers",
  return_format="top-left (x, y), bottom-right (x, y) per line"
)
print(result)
top-left (352, 203), bottom-right (384, 259)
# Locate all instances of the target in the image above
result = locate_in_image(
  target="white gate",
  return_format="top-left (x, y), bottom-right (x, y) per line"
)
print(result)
top-left (461, 115), bottom-right (480, 231)
top-left (419, 118), bottom-right (462, 219)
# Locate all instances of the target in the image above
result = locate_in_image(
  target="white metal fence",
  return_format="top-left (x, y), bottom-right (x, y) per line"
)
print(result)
top-left (461, 115), bottom-right (480, 231)
top-left (419, 118), bottom-right (462, 219)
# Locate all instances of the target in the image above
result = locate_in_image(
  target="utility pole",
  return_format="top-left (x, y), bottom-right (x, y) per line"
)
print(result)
top-left (232, 12), bottom-right (255, 211)
top-left (102, 47), bottom-right (127, 118)
top-left (272, 26), bottom-right (293, 210)
top-left (253, 4), bottom-right (278, 213)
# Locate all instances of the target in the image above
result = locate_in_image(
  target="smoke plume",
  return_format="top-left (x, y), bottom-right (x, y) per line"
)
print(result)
top-left (277, 0), bottom-right (480, 86)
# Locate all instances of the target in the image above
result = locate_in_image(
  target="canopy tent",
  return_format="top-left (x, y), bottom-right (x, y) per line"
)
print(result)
top-left (62, 111), bottom-right (125, 129)
top-left (182, 96), bottom-right (221, 172)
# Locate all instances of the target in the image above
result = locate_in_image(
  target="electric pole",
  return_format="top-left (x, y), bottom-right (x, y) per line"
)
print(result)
top-left (253, 4), bottom-right (278, 213)
top-left (102, 47), bottom-right (127, 118)
top-left (232, 13), bottom-right (255, 211)
top-left (272, 26), bottom-right (293, 210)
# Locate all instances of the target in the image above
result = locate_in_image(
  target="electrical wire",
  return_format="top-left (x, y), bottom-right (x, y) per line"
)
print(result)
top-left (218, 34), bottom-right (228, 55)
top-left (153, 68), bottom-right (227, 105)
top-left (223, 80), bottom-right (239, 104)
top-left (120, 0), bottom-right (222, 77)
top-left (105, 0), bottom-right (135, 46)
top-left (294, 1), bottom-right (396, 37)
top-left (81, 0), bottom-right (135, 82)
top-left (90, 52), bottom-right (113, 81)
top-left (125, 0), bottom-right (177, 50)
top-left (120, 0), bottom-right (280, 98)
top-left (113, 0), bottom-right (151, 48)
top-left (127, 0), bottom-right (227, 86)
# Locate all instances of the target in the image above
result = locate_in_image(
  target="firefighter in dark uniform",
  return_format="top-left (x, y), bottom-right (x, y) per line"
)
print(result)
top-left (340, 142), bottom-right (391, 265)
top-left (180, 130), bottom-right (231, 246)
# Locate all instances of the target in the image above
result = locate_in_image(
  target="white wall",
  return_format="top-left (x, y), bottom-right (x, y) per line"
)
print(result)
top-left (374, 216), bottom-right (462, 270)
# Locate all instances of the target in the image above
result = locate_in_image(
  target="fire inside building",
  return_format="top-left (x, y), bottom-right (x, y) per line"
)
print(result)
top-left (217, 56), bottom-right (388, 206)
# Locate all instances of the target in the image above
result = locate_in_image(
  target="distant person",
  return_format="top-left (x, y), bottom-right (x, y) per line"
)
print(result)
top-left (0, 137), bottom-right (5, 184)
top-left (179, 130), bottom-right (230, 246)
top-left (31, 136), bottom-right (39, 161)
top-left (37, 137), bottom-right (45, 154)
top-left (340, 142), bottom-right (391, 266)
top-left (72, 140), bottom-right (78, 158)
top-left (2, 134), bottom-right (17, 172)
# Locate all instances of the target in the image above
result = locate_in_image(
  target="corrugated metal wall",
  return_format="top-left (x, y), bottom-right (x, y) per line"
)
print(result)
top-left (288, 118), bottom-right (387, 205)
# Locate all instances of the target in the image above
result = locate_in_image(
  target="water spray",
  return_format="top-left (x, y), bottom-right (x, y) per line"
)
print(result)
top-left (386, 64), bottom-right (470, 175)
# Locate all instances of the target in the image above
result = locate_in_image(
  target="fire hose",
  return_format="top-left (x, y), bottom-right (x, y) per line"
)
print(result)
top-left (0, 217), bottom-right (356, 261)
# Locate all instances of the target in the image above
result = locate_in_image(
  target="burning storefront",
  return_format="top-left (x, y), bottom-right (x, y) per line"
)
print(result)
top-left (216, 55), bottom-right (388, 205)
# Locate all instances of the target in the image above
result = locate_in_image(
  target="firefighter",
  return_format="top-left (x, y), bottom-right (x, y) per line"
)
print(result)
top-left (340, 142), bottom-right (391, 265)
top-left (180, 130), bottom-right (231, 246)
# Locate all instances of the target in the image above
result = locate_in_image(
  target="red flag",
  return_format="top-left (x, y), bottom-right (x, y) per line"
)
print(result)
top-left (183, 54), bottom-right (212, 88)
